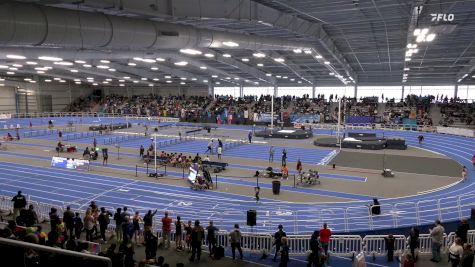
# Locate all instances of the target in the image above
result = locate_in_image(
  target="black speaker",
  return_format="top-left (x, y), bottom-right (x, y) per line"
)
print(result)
top-left (471, 208), bottom-right (475, 219)
top-left (247, 209), bottom-right (256, 226)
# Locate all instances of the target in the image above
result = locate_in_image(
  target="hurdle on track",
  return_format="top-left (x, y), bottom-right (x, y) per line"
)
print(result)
top-left (22, 126), bottom-right (76, 138)
top-left (155, 135), bottom-right (194, 148)
top-left (102, 133), bottom-right (146, 145)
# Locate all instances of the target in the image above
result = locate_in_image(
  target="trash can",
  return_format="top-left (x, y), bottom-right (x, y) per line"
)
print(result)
top-left (272, 180), bottom-right (281, 195)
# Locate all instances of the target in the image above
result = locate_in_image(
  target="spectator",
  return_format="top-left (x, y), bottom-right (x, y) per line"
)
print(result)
top-left (113, 208), bottom-right (123, 241)
top-left (319, 223), bottom-right (331, 256)
top-left (248, 131), bottom-right (252, 143)
top-left (273, 224), bottom-right (287, 262)
top-left (49, 207), bottom-right (60, 233)
top-left (384, 234), bottom-right (395, 262)
top-left (11, 190), bottom-right (27, 220)
top-left (84, 209), bottom-right (95, 241)
top-left (63, 206), bottom-right (75, 237)
top-left (217, 146), bottom-right (222, 160)
top-left (279, 237), bottom-right (289, 267)
top-left (189, 220), bottom-right (204, 262)
top-left (24, 204), bottom-right (38, 227)
top-left (429, 219), bottom-right (445, 263)
top-left (449, 237), bottom-right (464, 267)
top-left (98, 207), bottom-right (112, 241)
top-left (175, 216), bottom-right (183, 251)
top-left (73, 212), bottom-right (83, 239)
top-left (308, 231), bottom-right (321, 267)
top-left (120, 207), bottom-right (130, 242)
top-left (461, 243), bottom-right (474, 267)
top-left (184, 220), bottom-right (193, 252)
top-left (408, 226), bottom-right (420, 260)
top-left (296, 159), bottom-right (302, 174)
top-left (144, 230), bottom-right (158, 260)
top-left (161, 211), bottom-right (172, 249)
top-left (132, 211), bottom-right (142, 244)
top-left (403, 253), bottom-right (415, 267)
top-left (143, 209), bottom-right (157, 232)
top-left (229, 224), bottom-right (243, 261)
top-left (456, 218), bottom-right (470, 244)
top-left (206, 221), bottom-right (218, 258)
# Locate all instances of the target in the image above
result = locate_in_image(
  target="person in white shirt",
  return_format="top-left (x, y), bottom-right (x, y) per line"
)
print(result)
top-left (449, 237), bottom-right (464, 267)
top-left (429, 219), bottom-right (445, 263)
top-left (217, 146), bottom-right (222, 160)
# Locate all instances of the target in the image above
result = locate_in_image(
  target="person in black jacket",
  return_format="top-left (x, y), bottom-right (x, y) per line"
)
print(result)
top-left (456, 218), bottom-right (470, 244)
top-left (409, 227), bottom-right (420, 261)
top-left (98, 207), bottom-right (112, 241)
top-left (24, 204), bottom-right (38, 227)
top-left (11, 191), bottom-right (27, 220)
top-left (273, 225), bottom-right (287, 262)
top-left (63, 206), bottom-right (75, 238)
top-left (144, 229), bottom-right (158, 260)
top-left (384, 234), bottom-right (395, 262)
top-left (113, 208), bottom-right (123, 242)
top-left (308, 231), bottom-right (321, 267)
top-left (49, 207), bottom-right (60, 233)
top-left (73, 212), bottom-right (83, 239)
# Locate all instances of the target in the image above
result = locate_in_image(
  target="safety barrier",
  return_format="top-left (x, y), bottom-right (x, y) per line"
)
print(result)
top-left (22, 127), bottom-right (76, 138)
top-left (102, 134), bottom-right (145, 145)
top-left (155, 136), bottom-right (194, 148)
top-left (63, 131), bottom-right (99, 141)
top-left (362, 235), bottom-right (406, 256)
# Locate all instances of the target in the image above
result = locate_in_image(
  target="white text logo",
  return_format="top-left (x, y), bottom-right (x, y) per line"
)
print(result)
top-left (430, 13), bottom-right (455, 22)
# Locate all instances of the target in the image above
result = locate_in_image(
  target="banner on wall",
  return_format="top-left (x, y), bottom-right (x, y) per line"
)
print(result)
top-left (51, 156), bottom-right (90, 171)
top-left (0, 114), bottom-right (12, 119)
top-left (253, 112), bottom-right (279, 123)
top-left (157, 117), bottom-right (180, 123)
top-left (436, 126), bottom-right (474, 138)
top-left (290, 114), bottom-right (321, 123)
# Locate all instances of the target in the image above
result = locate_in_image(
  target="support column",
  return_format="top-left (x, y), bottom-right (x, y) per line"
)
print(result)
top-left (312, 86), bottom-right (316, 98)
top-left (354, 85), bottom-right (358, 99)
top-left (25, 93), bottom-right (29, 114)
top-left (239, 85), bottom-right (243, 98)
top-left (274, 85), bottom-right (278, 97)
top-left (454, 84), bottom-right (458, 99)
top-left (208, 82), bottom-right (214, 98)
top-left (401, 86), bottom-right (405, 101)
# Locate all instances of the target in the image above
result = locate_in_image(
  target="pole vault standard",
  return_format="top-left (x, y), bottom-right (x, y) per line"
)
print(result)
top-left (271, 94), bottom-right (274, 129)
top-left (337, 98), bottom-right (341, 148)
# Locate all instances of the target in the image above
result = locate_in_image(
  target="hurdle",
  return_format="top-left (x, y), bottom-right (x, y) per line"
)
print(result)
top-left (155, 135), bottom-right (194, 149)
top-left (102, 133), bottom-right (144, 145)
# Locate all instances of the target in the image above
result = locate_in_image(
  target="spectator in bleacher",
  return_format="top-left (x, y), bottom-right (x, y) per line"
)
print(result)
top-left (98, 207), bottom-right (112, 242)
top-left (408, 226), bottom-right (420, 261)
top-left (206, 220), bottom-right (218, 258)
top-left (132, 211), bottom-right (142, 244)
top-left (11, 190), bottom-right (27, 220)
top-left (456, 218), bottom-right (470, 244)
top-left (189, 220), bottom-right (204, 262)
top-left (308, 230), bottom-right (321, 267)
top-left (24, 204), bottom-right (38, 227)
top-left (161, 211), bottom-right (172, 249)
top-left (429, 219), bottom-right (445, 263)
top-left (461, 244), bottom-right (474, 267)
top-left (84, 209), bottom-right (95, 241)
top-left (63, 206), bottom-right (75, 237)
top-left (273, 224), bottom-right (287, 262)
top-left (319, 223), bottom-right (331, 256)
top-left (175, 216), bottom-right (183, 251)
top-left (49, 207), bottom-right (60, 234)
top-left (143, 209), bottom-right (157, 232)
top-left (384, 234), bottom-right (395, 262)
top-left (73, 212), bottom-right (83, 239)
top-left (114, 208), bottom-right (123, 241)
top-left (120, 207), bottom-right (130, 242)
top-left (269, 146), bottom-right (274, 163)
top-left (449, 237), bottom-right (464, 267)
top-left (229, 224), bottom-right (243, 261)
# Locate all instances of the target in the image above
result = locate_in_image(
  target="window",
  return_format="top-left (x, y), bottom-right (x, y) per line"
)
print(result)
top-left (243, 87), bottom-right (274, 96)
top-left (458, 85), bottom-right (475, 102)
top-left (357, 86), bottom-right (402, 102)
top-left (314, 86), bottom-right (355, 100)
top-left (214, 87), bottom-right (240, 97)
top-left (277, 87), bottom-right (312, 97)
top-left (405, 85), bottom-right (454, 99)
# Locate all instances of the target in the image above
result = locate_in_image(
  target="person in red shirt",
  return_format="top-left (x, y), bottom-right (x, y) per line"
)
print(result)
top-left (319, 223), bottom-right (332, 256)
top-left (161, 211), bottom-right (172, 249)
top-left (296, 159), bottom-right (302, 174)
top-left (472, 154), bottom-right (475, 170)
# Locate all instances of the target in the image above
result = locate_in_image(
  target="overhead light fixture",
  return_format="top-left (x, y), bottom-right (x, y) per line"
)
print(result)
top-left (133, 57), bottom-right (143, 61)
top-left (290, 78), bottom-right (295, 81)
top-left (75, 81), bottom-right (81, 84)
top-left (315, 55), bottom-right (323, 59)
top-left (211, 75), bottom-right (218, 78)
top-left (203, 80), bottom-right (208, 83)
top-left (92, 83), bottom-right (98, 86)
top-left (149, 84), bottom-right (154, 87)
top-left (265, 73), bottom-right (272, 77)
top-left (24, 78), bottom-right (32, 81)
top-left (273, 58), bottom-right (285, 63)
top-left (180, 49), bottom-right (202, 55)
top-left (128, 62), bottom-right (137, 66)
top-left (0, 65), bottom-right (8, 69)
top-left (225, 77), bottom-right (231, 80)
top-left (156, 58), bottom-right (166, 62)
top-left (123, 76), bottom-right (131, 79)
top-left (180, 77), bottom-right (187, 80)
top-left (6, 72), bottom-right (15, 75)
top-left (96, 65), bottom-right (110, 69)
top-left (83, 64), bottom-right (92, 68)
top-left (133, 80), bottom-right (139, 84)
top-left (87, 77), bottom-right (94, 80)
top-left (180, 82), bottom-right (186, 85)
top-left (29, 80), bottom-right (37, 83)
top-left (405, 57), bottom-right (411, 61)
top-left (26, 61), bottom-right (38, 65)
top-left (204, 53), bottom-right (214, 58)
top-left (425, 33), bottom-right (436, 42)
top-left (118, 79), bottom-right (124, 82)
top-left (39, 56), bottom-right (62, 61)
top-left (253, 52), bottom-right (266, 58)
top-left (276, 75), bottom-right (282, 78)
top-left (303, 49), bottom-right (312, 54)
top-left (166, 80), bottom-right (172, 83)
top-left (108, 68), bottom-right (116, 72)
top-left (191, 77), bottom-right (197, 81)
top-left (54, 61), bottom-right (73, 66)
top-left (200, 66), bottom-right (207, 70)
top-left (405, 51), bottom-right (412, 57)
top-left (324, 61), bottom-right (330, 65)
top-left (174, 61), bottom-right (188, 66)
top-left (329, 72), bottom-right (335, 76)
top-left (8, 67), bottom-right (17, 71)
top-left (105, 78), bottom-right (112, 81)
top-left (283, 76), bottom-right (288, 79)
top-left (416, 35), bottom-right (425, 43)
top-left (165, 75), bottom-right (172, 79)
top-left (413, 29), bottom-right (421, 36)
top-left (222, 54), bottom-right (232, 58)
top-left (100, 60), bottom-right (110, 63)
top-left (216, 82), bottom-right (221, 85)
top-left (142, 58), bottom-right (156, 63)
top-left (119, 84), bottom-right (125, 87)
top-left (293, 49), bottom-right (302, 54)
top-left (102, 81), bottom-right (109, 84)
top-left (404, 68), bottom-right (410, 71)
top-left (53, 78), bottom-right (61, 81)
top-left (297, 81), bottom-right (302, 84)
top-left (45, 79), bottom-right (52, 82)
top-left (241, 58), bottom-right (249, 62)
top-left (74, 60), bottom-right (86, 64)
top-left (141, 78), bottom-right (148, 81)
top-left (70, 69), bottom-right (78, 73)
top-left (257, 63), bottom-right (264, 67)
top-left (59, 80), bottom-right (66, 83)
top-left (153, 78), bottom-right (159, 81)
top-left (254, 81), bottom-right (259, 85)
top-left (223, 41), bottom-right (239, 47)
top-left (151, 67), bottom-right (159, 70)
top-left (7, 54), bottom-right (26, 59)
top-left (12, 64), bottom-right (22, 67)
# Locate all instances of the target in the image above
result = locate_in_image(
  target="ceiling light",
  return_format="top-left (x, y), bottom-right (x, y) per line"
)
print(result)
top-left (39, 56), bottom-right (62, 61)
top-left (204, 53), bottom-right (214, 58)
top-left (142, 58), bottom-right (156, 63)
top-left (53, 78), bottom-right (61, 81)
top-left (241, 58), bottom-right (249, 62)
top-left (404, 68), bottom-right (410, 71)
top-left (87, 77), bottom-right (94, 80)
top-left (265, 73), bottom-right (272, 76)
top-left (83, 64), bottom-right (92, 68)
top-left (276, 75), bottom-right (282, 78)
top-left (274, 58), bottom-right (285, 63)
top-left (0, 78), bottom-right (4, 81)
top-left (153, 78), bottom-right (159, 81)
top-left (180, 49), bottom-right (202, 55)
top-left (315, 55), bottom-right (323, 59)
top-left (92, 83), bottom-right (98, 86)
top-left (12, 64), bottom-right (22, 67)
top-left (297, 81), bottom-right (302, 84)
top-left (407, 44), bottom-right (413, 49)
top-left (59, 80), bottom-right (66, 83)
top-left (216, 82), bottom-right (221, 85)
top-left (100, 60), bottom-right (110, 63)
top-left (257, 63), bottom-right (264, 67)
top-left (96, 65), bottom-right (109, 69)
top-left (222, 54), bottom-right (232, 58)
top-left (128, 62), bottom-right (137, 66)
top-left (26, 61), bottom-right (38, 65)
top-left (200, 66), bottom-right (207, 70)
top-left (29, 80), bottom-right (36, 83)
top-left (118, 79), bottom-right (124, 82)
top-left (416, 35), bottom-right (425, 42)
top-left (119, 84), bottom-right (125, 87)
top-left (165, 75), bottom-right (172, 79)
top-left (413, 29), bottom-right (421, 36)
top-left (156, 58), bottom-right (166, 62)
top-left (149, 84), bottom-right (154, 87)
top-left (425, 33), bottom-right (436, 42)
top-left (8, 67), bottom-right (17, 71)
top-left (203, 80), bottom-right (208, 83)
top-left (405, 57), bottom-right (411, 61)
top-left (293, 49), bottom-right (302, 54)
top-left (45, 79), bottom-right (52, 82)
top-left (24, 78), bottom-right (31, 81)
top-left (141, 78), bottom-right (148, 81)
top-left (180, 77), bottom-right (187, 80)
top-left (74, 60), bottom-right (86, 64)
top-left (70, 69), bottom-right (78, 73)
top-left (303, 49), bottom-right (312, 54)
top-left (174, 61), bottom-right (188, 66)
top-left (166, 80), bottom-right (172, 83)
top-left (180, 82), bottom-right (186, 85)
top-left (191, 78), bottom-right (197, 81)
top-left (7, 54), bottom-right (26, 60)
top-left (329, 72), bottom-right (335, 76)
top-left (283, 76), bottom-right (288, 79)
top-left (211, 75), bottom-right (218, 78)
top-left (123, 76), bottom-right (130, 79)
top-left (421, 28), bottom-right (429, 35)
top-left (225, 77), bottom-right (231, 80)
top-left (253, 52), bottom-right (266, 58)
top-left (223, 41), bottom-right (239, 47)
top-left (6, 72), bottom-right (15, 75)
top-left (54, 61), bottom-right (74, 66)
top-left (133, 57), bottom-right (143, 61)
top-left (324, 61), bottom-right (330, 65)
top-left (254, 82), bottom-right (259, 85)
top-left (75, 81), bottom-right (81, 84)
top-left (133, 80), bottom-right (139, 84)
top-left (105, 78), bottom-right (112, 81)
top-left (405, 51), bottom-right (412, 57)
top-left (290, 78), bottom-right (295, 81)
top-left (412, 49), bottom-right (419, 53)
top-left (0, 65), bottom-right (8, 69)
top-left (108, 68), bottom-right (116, 72)
top-left (102, 81), bottom-right (109, 84)
top-left (151, 67), bottom-right (159, 71)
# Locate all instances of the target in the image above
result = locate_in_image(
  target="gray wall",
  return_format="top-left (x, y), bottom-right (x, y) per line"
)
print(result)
top-left (0, 86), bottom-right (17, 113)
